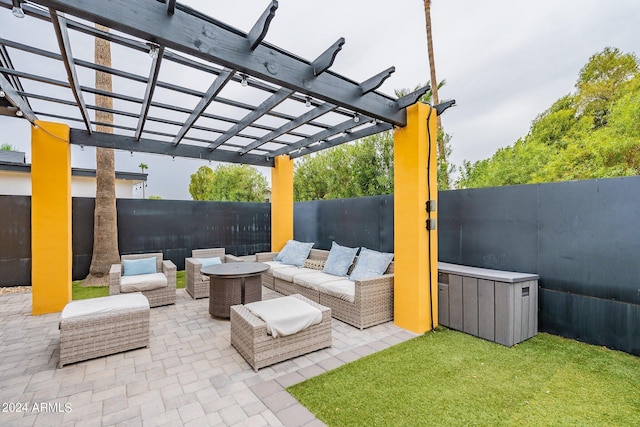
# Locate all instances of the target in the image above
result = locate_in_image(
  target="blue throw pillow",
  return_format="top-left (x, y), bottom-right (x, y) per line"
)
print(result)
top-left (276, 240), bottom-right (314, 267)
top-left (323, 241), bottom-right (358, 276)
top-left (123, 257), bottom-right (157, 276)
top-left (349, 248), bottom-right (393, 281)
top-left (195, 257), bottom-right (222, 267)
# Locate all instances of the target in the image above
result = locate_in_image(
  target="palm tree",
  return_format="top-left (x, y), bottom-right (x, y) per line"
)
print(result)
top-left (139, 163), bottom-right (148, 198)
top-left (83, 25), bottom-right (119, 286)
top-left (423, 0), bottom-right (449, 188)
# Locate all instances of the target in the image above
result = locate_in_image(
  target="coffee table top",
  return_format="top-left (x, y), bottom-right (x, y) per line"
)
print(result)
top-left (201, 262), bottom-right (269, 278)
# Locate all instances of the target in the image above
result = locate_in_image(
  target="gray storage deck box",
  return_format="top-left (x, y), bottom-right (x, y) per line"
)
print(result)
top-left (438, 262), bottom-right (539, 346)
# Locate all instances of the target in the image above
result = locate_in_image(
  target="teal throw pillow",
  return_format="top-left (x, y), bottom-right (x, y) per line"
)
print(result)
top-left (123, 257), bottom-right (157, 276)
top-left (322, 241), bottom-right (358, 276)
top-left (349, 248), bottom-right (393, 281)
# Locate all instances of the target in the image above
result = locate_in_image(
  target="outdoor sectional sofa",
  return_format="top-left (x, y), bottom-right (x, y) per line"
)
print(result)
top-left (256, 247), bottom-right (394, 329)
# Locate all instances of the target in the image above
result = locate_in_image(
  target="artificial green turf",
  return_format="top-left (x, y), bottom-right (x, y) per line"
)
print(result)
top-left (71, 270), bottom-right (185, 300)
top-left (288, 329), bottom-right (640, 426)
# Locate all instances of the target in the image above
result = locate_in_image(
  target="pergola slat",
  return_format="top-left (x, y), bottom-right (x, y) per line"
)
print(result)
top-left (207, 87), bottom-right (293, 150)
top-left (135, 45), bottom-right (164, 141)
top-left (290, 122), bottom-right (393, 159)
top-left (239, 102), bottom-right (336, 155)
top-left (0, 73), bottom-right (37, 123)
top-left (311, 38), bottom-right (345, 76)
top-left (271, 116), bottom-right (372, 157)
top-left (247, 0), bottom-right (278, 50)
top-left (172, 68), bottom-right (235, 145)
top-left (49, 9), bottom-right (92, 133)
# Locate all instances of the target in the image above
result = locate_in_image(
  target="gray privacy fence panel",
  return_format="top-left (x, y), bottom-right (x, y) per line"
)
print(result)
top-left (102, 198), bottom-right (270, 274)
top-left (2, 197), bottom-right (271, 283)
top-left (294, 195), bottom-right (393, 252)
top-left (0, 196), bottom-right (31, 286)
top-left (438, 176), bottom-right (640, 356)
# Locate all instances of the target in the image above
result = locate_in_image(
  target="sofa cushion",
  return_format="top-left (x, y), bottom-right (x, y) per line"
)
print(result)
top-left (120, 272), bottom-right (168, 293)
top-left (122, 257), bottom-right (157, 276)
top-left (349, 247), bottom-right (394, 281)
top-left (318, 279), bottom-right (355, 303)
top-left (195, 256), bottom-right (222, 267)
top-left (264, 260), bottom-right (291, 273)
top-left (294, 271), bottom-right (344, 291)
top-left (274, 240), bottom-right (314, 267)
top-left (272, 267), bottom-right (317, 281)
top-left (322, 241), bottom-right (358, 276)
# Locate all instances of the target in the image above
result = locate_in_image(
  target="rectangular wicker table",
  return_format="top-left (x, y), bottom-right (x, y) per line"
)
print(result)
top-left (230, 294), bottom-right (332, 371)
top-left (59, 293), bottom-right (150, 368)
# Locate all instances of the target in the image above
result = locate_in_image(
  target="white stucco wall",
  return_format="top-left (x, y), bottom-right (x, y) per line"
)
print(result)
top-left (0, 171), bottom-right (141, 198)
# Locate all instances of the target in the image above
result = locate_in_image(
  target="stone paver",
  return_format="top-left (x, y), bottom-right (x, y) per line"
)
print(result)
top-left (0, 287), bottom-right (417, 426)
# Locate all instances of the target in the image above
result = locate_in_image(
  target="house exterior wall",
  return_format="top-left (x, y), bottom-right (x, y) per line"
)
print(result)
top-left (0, 170), bottom-right (139, 198)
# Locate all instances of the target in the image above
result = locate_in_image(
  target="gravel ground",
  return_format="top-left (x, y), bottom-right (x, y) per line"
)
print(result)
top-left (0, 286), bottom-right (31, 295)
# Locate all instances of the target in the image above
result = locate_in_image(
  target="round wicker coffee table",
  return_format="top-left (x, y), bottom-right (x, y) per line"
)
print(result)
top-left (201, 262), bottom-right (269, 318)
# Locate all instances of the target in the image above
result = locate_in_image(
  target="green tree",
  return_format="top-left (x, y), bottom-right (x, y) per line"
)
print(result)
top-left (294, 131), bottom-right (394, 201)
top-left (457, 47), bottom-right (640, 189)
top-left (189, 164), bottom-right (269, 202)
top-left (1, 143), bottom-right (17, 151)
top-left (189, 165), bottom-right (215, 200)
top-left (576, 47), bottom-right (638, 128)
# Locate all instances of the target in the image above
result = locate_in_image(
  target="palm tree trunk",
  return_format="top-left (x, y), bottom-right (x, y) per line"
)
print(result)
top-left (424, 0), bottom-right (440, 127)
top-left (424, 0), bottom-right (450, 188)
top-left (83, 24), bottom-right (119, 286)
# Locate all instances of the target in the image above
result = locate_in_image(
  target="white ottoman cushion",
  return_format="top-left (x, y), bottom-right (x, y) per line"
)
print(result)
top-left (61, 292), bottom-right (149, 319)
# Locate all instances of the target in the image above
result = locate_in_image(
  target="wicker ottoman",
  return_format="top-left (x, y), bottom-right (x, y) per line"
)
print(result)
top-left (230, 294), bottom-right (332, 372)
top-left (59, 293), bottom-right (150, 368)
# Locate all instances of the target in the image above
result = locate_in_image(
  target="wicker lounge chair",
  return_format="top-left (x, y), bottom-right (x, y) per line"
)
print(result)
top-left (230, 294), bottom-right (332, 371)
top-left (185, 248), bottom-right (243, 299)
top-left (109, 252), bottom-right (176, 307)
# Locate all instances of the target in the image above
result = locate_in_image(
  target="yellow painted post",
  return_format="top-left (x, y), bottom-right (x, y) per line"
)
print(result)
top-left (393, 103), bottom-right (439, 333)
top-left (271, 154), bottom-right (294, 251)
top-left (31, 121), bottom-right (72, 315)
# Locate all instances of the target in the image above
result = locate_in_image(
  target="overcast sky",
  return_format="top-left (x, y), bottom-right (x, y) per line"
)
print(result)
top-left (2, 0), bottom-right (639, 199)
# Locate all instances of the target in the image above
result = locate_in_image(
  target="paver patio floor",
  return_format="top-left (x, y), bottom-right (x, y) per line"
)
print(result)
top-left (0, 288), bottom-right (417, 426)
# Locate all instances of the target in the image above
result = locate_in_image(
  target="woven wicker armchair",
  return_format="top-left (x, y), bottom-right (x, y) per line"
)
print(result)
top-left (185, 248), bottom-right (243, 299)
top-left (109, 252), bottom-right (176, 307)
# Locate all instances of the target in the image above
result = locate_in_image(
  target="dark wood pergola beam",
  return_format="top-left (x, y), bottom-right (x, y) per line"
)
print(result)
top-left (70, 129), bottom-right (274, 166)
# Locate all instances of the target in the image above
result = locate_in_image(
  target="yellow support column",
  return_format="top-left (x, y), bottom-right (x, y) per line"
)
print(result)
top-left (393, 103), bottom-right (439, 333)
top-left (271, 155), bottom-right (294, 251)
top-left (31, 121), bottom-right (72, 315)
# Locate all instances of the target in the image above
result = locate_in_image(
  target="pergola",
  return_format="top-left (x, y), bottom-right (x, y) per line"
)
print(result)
top-left (0, 0), bottom-right (452, 333)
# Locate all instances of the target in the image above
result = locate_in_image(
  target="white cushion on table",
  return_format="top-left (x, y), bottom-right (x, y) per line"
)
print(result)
top-left (272, 267), bottom-right (317, 281)
top-left (120, 272), bottom-right (167, 293)
top-left (293, 271), bottom-right (343, 291)
top-left (245, 296), bottom-right (322, 338)
top-left (61, 293), bottom-right (149, 319)
top-left (318, 279), bottom-right (355, 303)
